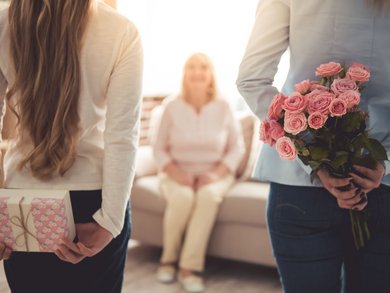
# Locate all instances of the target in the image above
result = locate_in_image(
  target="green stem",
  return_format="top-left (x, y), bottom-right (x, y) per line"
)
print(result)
top-left (356, 212), bottom-right (364, 248)
top-left (349, 210), bottom-right (359, 250)
top-left (364, 221), bottom-right (370, 241)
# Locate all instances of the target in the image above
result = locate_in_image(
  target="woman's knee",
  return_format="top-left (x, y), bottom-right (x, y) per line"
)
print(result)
top-left (163, 185), bottom-right (195, 207)
top-left (196, 186), bottom-right (223, 205)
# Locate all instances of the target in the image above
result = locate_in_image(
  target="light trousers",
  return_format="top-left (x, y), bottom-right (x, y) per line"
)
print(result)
top-left (159, 173), bottom-right (234, 272)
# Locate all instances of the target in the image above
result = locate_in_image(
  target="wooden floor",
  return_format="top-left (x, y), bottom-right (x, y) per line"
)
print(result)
top-left (0, 242), bottom-right (282, 293)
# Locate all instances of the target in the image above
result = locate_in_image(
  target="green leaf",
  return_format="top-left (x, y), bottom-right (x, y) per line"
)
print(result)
top-left (333, 151), bottom-right (349, 168)
top-left (365, 138), bottom-right (388, 161)
top-left (308, 160), bottom-right (321, 170)
top-left (309, 146), bottom-right (329, 161)
top-left (351, 134), bottom-right (366, 152)
top-left (341, 112), bottom-right (363, 133)
top-left (301, 148), bottom-right (310, 156)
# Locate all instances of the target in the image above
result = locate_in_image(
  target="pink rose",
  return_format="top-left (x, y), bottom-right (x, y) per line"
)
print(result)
top-left (259, 120), bottom-right (284, 146)
top-left (331, 78), bottom-right (358, 94)
top-left (307, 90), bottom-right (336, 115)
top-left (295, 80), bottom-right (311, 94)
top-left (315, 62), bottom-right (343, 77)
top-left (267, 93), bottom-right (287, 120)
top-left (308, 112), bottom-right (328, 129)
top-left (329, 98), bottom-right (347, 117)
top-left (259, 120), bottom-right (272, 145)
top-left (269, 120), bottom-right (285, 143)
top-left (346, 63), bottom-right (371, 83)
top-left (310, 81), bottom-right (329, 92)
top-left (338, 90), bottom-right (361, 109)
top-left (275, 137), bottom-right (297, 160)
top-left (284, 112), bottom-right (307, 135)
top-left (282, 92), bottom-right (308, 114)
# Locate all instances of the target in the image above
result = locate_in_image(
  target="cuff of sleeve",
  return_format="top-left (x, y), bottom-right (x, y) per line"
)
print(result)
top-left (93, 208), bottom-right (121, 238)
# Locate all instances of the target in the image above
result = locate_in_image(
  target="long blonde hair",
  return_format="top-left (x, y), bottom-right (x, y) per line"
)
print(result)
top-left (181, 53), bottom-right (218, 102)
top-left (7, 0), bottom-right (92, 180)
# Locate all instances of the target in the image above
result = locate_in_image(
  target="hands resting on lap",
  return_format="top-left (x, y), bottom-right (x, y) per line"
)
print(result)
top-left (163, 162), bottom-right (230, 190)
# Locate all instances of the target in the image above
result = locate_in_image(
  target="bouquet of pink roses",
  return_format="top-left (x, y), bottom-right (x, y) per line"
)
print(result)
top-left (260, 61), bottom-right (388, 249)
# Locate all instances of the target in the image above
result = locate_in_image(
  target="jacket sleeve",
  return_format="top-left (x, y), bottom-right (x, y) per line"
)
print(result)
top-left (236, 0), bottom-right (290, 120)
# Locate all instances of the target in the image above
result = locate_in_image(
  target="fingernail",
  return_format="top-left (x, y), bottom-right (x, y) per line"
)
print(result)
top-left (359, 193), bottom-right (367, 203)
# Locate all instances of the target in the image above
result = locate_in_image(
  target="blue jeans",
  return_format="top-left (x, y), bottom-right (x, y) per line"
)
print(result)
top-left (267, 182), bottom-right (390, 293)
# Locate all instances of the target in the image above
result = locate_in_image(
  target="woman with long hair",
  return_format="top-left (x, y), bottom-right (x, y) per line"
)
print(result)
top-left (0, 0), bottom-right (143, 292)
top-left (153, 53), bottom-right (244, 292)
top-left (237, 0), bottom-right (390, 292)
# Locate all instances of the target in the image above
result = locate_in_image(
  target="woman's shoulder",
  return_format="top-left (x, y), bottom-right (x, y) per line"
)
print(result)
top-left (161, 95), bottom-right (182, 112)
top-left (94, 2), bottom-right (139, 37)
top-left (213, 98), bottom-right (232, 112)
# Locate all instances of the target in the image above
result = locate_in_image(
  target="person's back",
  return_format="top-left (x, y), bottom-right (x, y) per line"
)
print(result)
top-left (237, 0), bottom-right (390, 187)
top-left (0, 1), bottom-right (142, 292)
top-left (237, 0), bottom-right (390, 292)
top-left (0, 2), bottom-right (142, 190)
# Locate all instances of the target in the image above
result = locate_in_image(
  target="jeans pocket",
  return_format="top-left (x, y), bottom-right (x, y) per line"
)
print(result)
top-left (267, 183), bottom-right (339, 234)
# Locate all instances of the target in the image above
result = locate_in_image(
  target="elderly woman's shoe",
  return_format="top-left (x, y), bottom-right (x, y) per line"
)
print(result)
top-left (178, 274), bottom-right (205, 293)
top-left (157, 264), bottom-right (176, 283)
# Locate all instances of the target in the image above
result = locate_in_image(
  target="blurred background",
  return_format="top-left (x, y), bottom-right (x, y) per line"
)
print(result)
top-left (0, 1), bottom-right (285, 292)
top-left (116, 0), bottom-right (289, 109)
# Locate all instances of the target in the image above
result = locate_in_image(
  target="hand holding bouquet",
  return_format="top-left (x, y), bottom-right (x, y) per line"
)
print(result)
top-left (260, 61), bottom-right (388, 249)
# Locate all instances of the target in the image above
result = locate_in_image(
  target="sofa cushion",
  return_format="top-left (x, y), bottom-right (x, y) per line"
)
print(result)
top-left (131, 176), bottom-right (166, 214)
top-left (131, 176), bottom-right (269, 227)
top-left (219, 181), bottom-right (269, 226)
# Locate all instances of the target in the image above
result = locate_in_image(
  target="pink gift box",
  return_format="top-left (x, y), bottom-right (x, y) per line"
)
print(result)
top-left (0, 189), bottom-right (75, 252)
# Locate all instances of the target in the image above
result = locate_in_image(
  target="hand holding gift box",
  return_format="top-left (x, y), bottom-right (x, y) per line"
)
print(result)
top-left (0, 189), bottom-right (75, 252)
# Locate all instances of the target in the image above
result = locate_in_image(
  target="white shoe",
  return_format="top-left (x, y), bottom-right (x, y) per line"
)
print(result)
top-left (178, 274), bottom-right (205, 293)
top-left (157, 265), bottom-right (176, 283)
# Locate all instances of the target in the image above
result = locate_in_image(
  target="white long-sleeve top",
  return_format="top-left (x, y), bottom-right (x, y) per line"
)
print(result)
top-left (0, 2), bottom-right (143, 237)
top-left (153, 97), bottom-right (245, 175)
